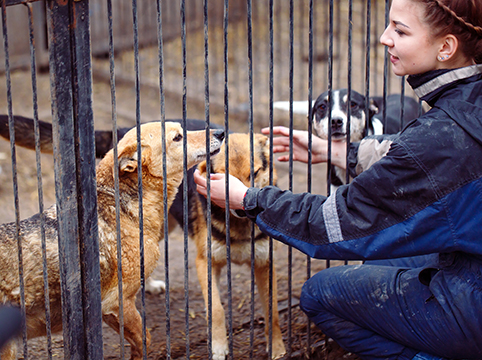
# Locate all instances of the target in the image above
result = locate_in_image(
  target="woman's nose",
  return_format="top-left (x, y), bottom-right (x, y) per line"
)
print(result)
top-left (379, 27), bottom-right (392, 47)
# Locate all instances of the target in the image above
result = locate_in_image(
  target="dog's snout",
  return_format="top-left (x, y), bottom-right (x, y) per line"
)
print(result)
top-left (332, 118), bottom-right (343, 127)
top-left (213, 129), bottom-right (225, 142)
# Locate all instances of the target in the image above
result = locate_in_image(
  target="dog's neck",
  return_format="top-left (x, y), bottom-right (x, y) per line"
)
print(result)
top-left (95, 153), bottom-right (181, 241)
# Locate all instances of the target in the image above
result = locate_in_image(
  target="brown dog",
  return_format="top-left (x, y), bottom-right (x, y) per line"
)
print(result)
top-left (0, 121), bottom-right (224, 359)
top-left (169, 133), bottom-right (286, 359)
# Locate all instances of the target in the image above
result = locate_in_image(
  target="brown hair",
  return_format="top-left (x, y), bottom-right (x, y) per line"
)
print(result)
top-left (415, 0), bottom-right (482, 63)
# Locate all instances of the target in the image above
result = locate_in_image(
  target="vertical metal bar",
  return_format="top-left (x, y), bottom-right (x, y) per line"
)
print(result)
top-left (400, 76), bottom-right (406, 130)
top-left (382, 0), bottom-right (390, 128)
top-left (346, 0), bottom-right (353, 185)
top-left (202, 0), bottom-right (213, 358)
top-left (218, 0), bottom-right (238, 357)
top-left (131, 0), bottom-right (148, 358)
top-left (71, 1), bottom-right (104, 357)
top-left (287, 0), bottom-right (294, 356)
top-left (365, 0), bottom-right (372, 132)
top-left (46, 1), bottom-right (85, 357)
top-left (222, 0), bottom-right (233, 357)
top-left (26, 3), bottom-right (52, 358)
top-left (268, 0), bottom-right (274, 357)
top-left (1, 3), bottom-right (28, 358)
top-left (155, 0), bottom-right (170, 358)
top-left (180, 0), bottom-right (191, 357)
top-left (246, 1), bottom-right (256, 357)
top-left (107, 0), bottom-right (126, 358)
top-left (306, 0), bottom-right (314, 349)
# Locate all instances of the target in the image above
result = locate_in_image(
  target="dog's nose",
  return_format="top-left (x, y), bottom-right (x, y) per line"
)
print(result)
top-left (213, 129), bottom-right (225, 142)
top-left (331, 117), bottom-right (343, 128)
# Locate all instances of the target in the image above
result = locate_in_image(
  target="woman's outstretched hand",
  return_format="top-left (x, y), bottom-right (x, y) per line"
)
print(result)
top-left (193, 169), bottom-right (248, 210)
top-left (261, 126), bottom-right (347, 169)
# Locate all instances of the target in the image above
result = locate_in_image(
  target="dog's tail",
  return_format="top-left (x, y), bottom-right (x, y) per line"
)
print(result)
top-left (0, 114), bottom-right (55, 154)
top-left (0, 115), bottom-right (132, 158)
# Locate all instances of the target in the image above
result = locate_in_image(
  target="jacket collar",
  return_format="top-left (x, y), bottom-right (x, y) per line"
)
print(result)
top-left (408, 64), bottom-right (482, 106)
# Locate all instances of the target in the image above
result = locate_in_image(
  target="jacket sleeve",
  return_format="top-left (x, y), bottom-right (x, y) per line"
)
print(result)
top-left (243, 132), bottom-right (462, 261)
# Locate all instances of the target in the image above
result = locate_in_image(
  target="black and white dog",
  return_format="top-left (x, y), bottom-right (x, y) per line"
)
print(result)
top-left (311, 88), bottom-right (421, 189)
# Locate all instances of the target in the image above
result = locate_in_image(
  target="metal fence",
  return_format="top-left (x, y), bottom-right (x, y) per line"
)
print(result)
top-left (0, 0), bottom-right (417, 359)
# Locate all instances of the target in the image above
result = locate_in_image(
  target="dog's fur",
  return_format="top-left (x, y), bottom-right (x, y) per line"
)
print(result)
top-left (0, 116), bottom-right (285, 359)
top-left (311, 89), bottom-right (421, 188)
top-left (0, 121), bottom-right (224, 359)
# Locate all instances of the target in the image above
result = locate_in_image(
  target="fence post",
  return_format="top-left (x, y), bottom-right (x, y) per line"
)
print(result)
top-left (46, 0), bottom-right (103, 359)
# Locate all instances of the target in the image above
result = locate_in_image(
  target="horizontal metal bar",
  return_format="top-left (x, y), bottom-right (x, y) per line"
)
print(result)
top-left (2, 0), bottom-right (41, 7)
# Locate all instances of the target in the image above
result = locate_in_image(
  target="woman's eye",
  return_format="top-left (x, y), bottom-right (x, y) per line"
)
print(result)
top-left (173, 134), bottom-right (182, 142)
top-left (395, 28), bottom-right (405, 36)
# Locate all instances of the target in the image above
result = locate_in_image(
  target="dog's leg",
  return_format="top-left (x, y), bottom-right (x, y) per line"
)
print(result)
top-left (254, 262), bottom-right (286, 360)
top-left (0, 340), bottom-right (17, 360)
top-left (195, 254), bottom-right (228, 360)
top-left (102, 296), bottom-right (151, 360)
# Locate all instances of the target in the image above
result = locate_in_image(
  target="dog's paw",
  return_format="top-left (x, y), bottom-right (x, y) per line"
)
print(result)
top-left (145, 278), bottom-right (166, 295)
top-left (212, 339), bottom-right (228, 360)
top-left (269, 341), bottom-right (286, 360)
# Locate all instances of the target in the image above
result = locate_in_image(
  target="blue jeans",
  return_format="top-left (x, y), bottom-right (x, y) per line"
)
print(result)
top-left (299, 254), bottom-right (480, 360)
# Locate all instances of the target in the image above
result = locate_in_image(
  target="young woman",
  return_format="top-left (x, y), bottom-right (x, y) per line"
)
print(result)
top-left (194, 0), bottom-right (482, 359)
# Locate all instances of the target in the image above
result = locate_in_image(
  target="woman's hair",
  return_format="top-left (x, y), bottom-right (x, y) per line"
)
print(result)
top-left (415, 0), bottom-right (482, 63)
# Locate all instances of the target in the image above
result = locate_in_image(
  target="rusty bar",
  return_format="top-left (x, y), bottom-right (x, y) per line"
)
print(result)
top-left (2, 0), bottom-right (40, 7)
top-left (71, 0), bottom-right (104, 358)
top-left (221, 0), bottom-right (234, 357)
top-left (1, 1), bottom-right (28, 358)
top-left (155, 0), bottom-right (171, 358)
top-left (202, 0), bottom-right (214, 358)
top-left (267, 0), bottom-right (274, 357)
top-left (46, 0), bottom-right (86, 358)
top-left (287, 0), bottom-right (294, 356)
top-left (26, 2), bottom-right (53, 358)
top-left (246, 0), bottom-right (255, 357)
top-left (106, 0), bottom-right (126, 358)
top-left (130, 0), bottom-right (149, 358)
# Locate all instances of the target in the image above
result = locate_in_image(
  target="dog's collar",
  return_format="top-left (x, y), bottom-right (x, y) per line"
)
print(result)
top-left (408, 65), bottom-right (482, 101)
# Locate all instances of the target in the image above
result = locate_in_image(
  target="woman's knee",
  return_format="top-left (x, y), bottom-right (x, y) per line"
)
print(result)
top-left (299, 269), bottom-right (332, 318)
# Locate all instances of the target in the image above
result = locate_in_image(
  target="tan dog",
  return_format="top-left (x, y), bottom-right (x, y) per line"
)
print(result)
top-left (0, 122), bottom-right (225, 360)
top-left (169, 133), bottom-right (286, 359)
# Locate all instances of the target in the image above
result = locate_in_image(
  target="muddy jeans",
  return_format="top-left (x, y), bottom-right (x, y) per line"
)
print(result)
top-left (299, 254), bottom-right (479, 360)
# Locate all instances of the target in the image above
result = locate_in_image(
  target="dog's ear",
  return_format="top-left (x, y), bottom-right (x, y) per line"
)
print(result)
top-left (197, 160), bottom-right (208, 177)
top-left (118, 144), bottom-right (150, 174)
top-left (368, 99), bottom-right (379, 119)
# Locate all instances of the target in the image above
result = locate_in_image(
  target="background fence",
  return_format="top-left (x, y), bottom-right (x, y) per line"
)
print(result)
top-left (0, 0), bottom-right (416, 359)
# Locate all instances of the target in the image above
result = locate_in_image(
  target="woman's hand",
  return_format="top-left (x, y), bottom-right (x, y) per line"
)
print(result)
top-left (193, 169), bottom-right (248, 210)
top-left (261, 126), bottom-right (347, 169)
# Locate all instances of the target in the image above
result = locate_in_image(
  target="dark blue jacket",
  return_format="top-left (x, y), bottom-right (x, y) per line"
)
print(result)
top-left (244, 65), bottom-right (482, 265)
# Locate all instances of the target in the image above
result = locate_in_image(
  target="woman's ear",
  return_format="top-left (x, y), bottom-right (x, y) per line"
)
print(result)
top-left (437, 34), bottom-right (459, 62)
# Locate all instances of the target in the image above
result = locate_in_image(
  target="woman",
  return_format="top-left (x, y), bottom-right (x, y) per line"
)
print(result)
top-left (194, 0), bottom-right (482, 359)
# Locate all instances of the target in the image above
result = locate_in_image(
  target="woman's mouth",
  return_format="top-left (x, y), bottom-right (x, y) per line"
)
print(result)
top-left (389, 54), bottom-right (399, 64)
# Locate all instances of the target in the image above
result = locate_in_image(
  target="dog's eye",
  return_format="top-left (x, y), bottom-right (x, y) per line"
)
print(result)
top-left (173, 133), bottom-right (183, 142)
top-left (316, 104), bottom-right (327, 117)
top-left (350, 102), bottom-right (359, 110)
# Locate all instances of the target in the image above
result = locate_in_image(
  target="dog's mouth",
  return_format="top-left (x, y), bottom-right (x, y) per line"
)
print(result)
top-left (210, 148), bottom-right (221, 157)
top-left (195, 147), bottom-right (221, 162)
top-left (230, 209), bottom-right (247, 218)
top-left (330, 131), bottom-right (346, 140)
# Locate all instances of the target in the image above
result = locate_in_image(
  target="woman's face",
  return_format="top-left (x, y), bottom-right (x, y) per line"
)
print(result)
top-left (380, 0), bottom-right (443, 76)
